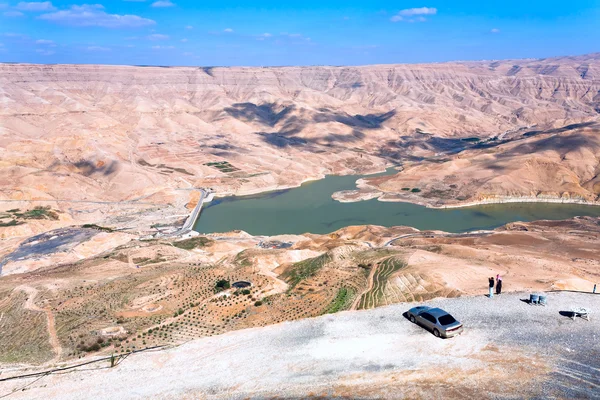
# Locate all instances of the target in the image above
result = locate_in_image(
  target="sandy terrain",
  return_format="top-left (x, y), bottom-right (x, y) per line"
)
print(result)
top-left (0, 217), bottom-right (598, 369)
top-left (1, 291), bottom-right (598, 399)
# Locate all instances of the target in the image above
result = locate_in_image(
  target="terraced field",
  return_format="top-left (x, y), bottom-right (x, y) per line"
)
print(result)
top-left (322, 287), bottom-right (355, 314)
top-left (357, 257), bottom-right (407, 310)
top-left (390, 271), bottom-right (462, 303)
top-left (0, 291), bottom-right (54, 364)
top-left (280, 253), bottom-right (332, 289)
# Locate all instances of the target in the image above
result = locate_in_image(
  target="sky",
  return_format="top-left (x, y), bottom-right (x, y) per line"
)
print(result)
top-left (0, 0), bottom-right (598, 66)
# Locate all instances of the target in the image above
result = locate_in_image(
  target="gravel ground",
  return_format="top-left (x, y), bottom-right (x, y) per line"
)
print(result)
top-left (0, 228), bottom-right (97, 274)
top-left (1, 291), bottom-right (599, 399)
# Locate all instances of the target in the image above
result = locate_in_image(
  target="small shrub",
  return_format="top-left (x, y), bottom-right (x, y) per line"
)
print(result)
top-left (254, 301), bottom-right (263, 307)
top-left (410, 188), bottom-right (421, 193)
top-left (215, 279), bottom-right (230, 292)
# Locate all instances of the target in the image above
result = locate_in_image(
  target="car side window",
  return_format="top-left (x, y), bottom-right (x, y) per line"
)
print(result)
top-left (421, 313), bottom-right (436, 323)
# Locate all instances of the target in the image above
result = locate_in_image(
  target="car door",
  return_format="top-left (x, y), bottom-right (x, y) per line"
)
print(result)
top-left (418, 312), bottom-right (436, 330)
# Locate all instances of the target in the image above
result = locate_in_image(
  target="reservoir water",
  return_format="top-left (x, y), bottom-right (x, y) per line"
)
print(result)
top-left (194, 168), bottom-right (600, 236)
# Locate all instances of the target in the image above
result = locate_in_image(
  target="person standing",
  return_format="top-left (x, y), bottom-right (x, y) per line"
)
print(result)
top-left (496, 274), bottom-right (503, 295)
top-left (488, 277), bottom-right (495, 298)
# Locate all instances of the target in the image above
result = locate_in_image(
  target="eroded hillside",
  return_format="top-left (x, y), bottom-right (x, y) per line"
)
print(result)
top-left (1, 55), bottom-right (600, 240)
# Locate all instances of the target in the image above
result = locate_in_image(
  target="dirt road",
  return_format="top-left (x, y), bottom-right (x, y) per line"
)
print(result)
top-left (16, 286), bottom-right (62, 364)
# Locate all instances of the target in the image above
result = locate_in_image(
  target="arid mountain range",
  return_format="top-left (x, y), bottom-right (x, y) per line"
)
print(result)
top-left (1, 54), bottom-right (600, 239)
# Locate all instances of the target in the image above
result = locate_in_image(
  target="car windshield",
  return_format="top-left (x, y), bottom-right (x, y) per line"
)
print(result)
top-left (438, 314), bottom-right (457, 325)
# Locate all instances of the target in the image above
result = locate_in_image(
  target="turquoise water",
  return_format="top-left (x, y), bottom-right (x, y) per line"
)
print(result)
top-left (194, 168), bottom-right (600, 235)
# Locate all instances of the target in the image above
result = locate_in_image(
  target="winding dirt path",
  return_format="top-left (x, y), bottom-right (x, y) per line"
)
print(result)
top-left (16, 285), bottom-right (62, 364)
top-left (351, 262), bottom-right (379, 310)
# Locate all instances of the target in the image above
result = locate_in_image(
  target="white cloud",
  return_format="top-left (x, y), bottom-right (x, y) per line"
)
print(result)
top-left (86, 45), bottom-right (110, 51)
top-left (391, 7), bottom-right (437, 22)
top-left (279, 32), bottom-right (312, 43)
top-left (256, 32), bottom-right (272, 40)
top-left (4, 10), bottom-right (24, 16)
top-left (180, 38), bottom-right (187, 42)
top-left (491, 28), bottom-right (500, 34)
top-left (185, 25), bottom-right (193, 29)
top-left (182, 51), bottom-right (192, 56)
top-left (16, 1), bottom-right (55, 11)
top-left (36, 48), bottom-right (54, 55)
top-left (223, 28), bottom-right (233, 33)
top-left (151, 0), bottom-right (174, 7)
top-left (2, 32), bottom-right (27, 38)
top-left (36, 39), bottom-right (55, 45)
top-left (39, 4), bottom-right (156, 28)
top-left (148, 33), bottom-right (169, 40)
top-left (151, 45), bottom-right (174, 49)
top-left (398, 7), bottom-right (437, 16)
top-left (0, 3), bottom-right (8, 9)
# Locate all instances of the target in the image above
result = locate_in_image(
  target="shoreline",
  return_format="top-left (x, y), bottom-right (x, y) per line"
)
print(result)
top-left (375, 194), bottom-right (600, 209)
top-left (204, 165), bottom-right (391, 201)
top-left (196, 175), bottom-right (600, 221)
top-left (426, 196), bottom-right (600, 209)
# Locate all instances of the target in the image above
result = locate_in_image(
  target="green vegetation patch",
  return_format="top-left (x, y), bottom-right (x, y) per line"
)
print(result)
top-left (281, 253), bottom-right (332, 289)
top-left (410, 188), bottom-right (421, 193)
top-left (204, 161), bottom-right (241, 173)
top-left (82, 224), bottom-right (115, 232)
top-left (11, 206), bottom-right (59, 221)
top-left (138, 159), bottom-right (194, 175)
top-left (215, 279), bottom-right (231, 292)
top-left (322, 287), bottom-right (355, 315)
top-left (172, 236), bottom-right (213, 250)
top-left (0, 219), bottom-right (23, 227)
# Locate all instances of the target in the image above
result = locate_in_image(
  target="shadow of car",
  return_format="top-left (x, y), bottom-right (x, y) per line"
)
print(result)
top-left (406, 306), bottom-right (463, 338)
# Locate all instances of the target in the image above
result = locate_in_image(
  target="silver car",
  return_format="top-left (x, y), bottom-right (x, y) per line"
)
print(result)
top-left (407, 306), bottom-right (463, 338)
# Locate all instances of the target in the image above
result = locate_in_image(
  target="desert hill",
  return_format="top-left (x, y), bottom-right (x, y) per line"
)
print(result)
top-left (338, 122), bottom-right (600, 206)
top-left (1, 55), bottom-right (599, 213)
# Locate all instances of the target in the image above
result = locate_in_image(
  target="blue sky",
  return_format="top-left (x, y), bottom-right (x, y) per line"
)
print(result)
top-left (0, 0), bottom-right (598, 66)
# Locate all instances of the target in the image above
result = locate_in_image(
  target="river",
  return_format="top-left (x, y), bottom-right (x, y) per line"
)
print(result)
top-left (193, 168), bottom-right (600, 235)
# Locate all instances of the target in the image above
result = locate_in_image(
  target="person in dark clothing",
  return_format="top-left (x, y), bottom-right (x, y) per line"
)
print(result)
top-left (496, 274), bottom-right (503, 295)
top-left (488, 277), bottom-right (495, 298)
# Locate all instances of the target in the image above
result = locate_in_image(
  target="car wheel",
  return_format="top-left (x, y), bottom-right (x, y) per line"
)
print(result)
top-left (433, 329), bottom-right (441, 337)
top-left (410, 315), bottom-right (416, 323)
